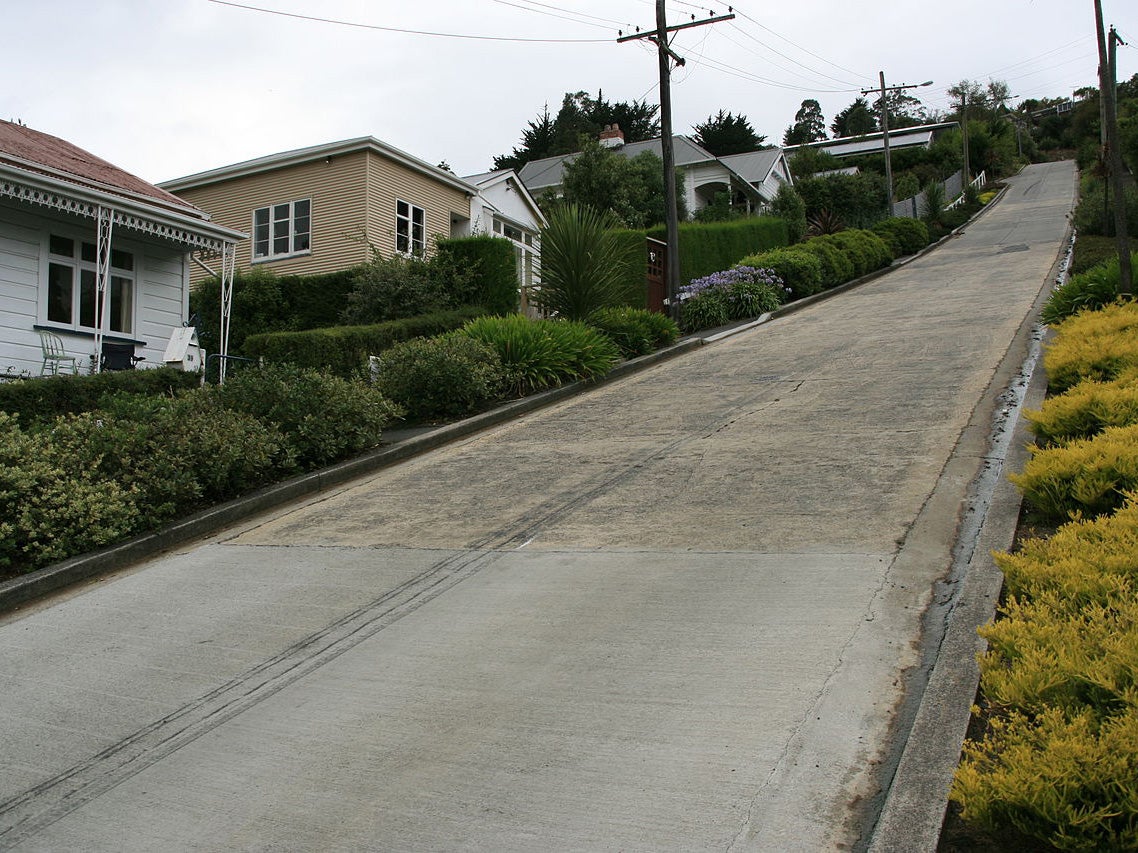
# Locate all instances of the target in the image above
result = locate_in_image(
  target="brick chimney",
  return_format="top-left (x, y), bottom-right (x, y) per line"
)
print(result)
top-left (598, 124), bottom-right (625, 148)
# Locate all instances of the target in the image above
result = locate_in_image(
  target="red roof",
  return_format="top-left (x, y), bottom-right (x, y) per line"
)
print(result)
top-left (0, 120), bottom-right (201, 214)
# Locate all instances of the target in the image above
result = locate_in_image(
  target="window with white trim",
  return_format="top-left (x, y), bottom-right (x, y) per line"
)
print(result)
top-left (45, 235), bottom-right (135, 335)
top-left (252, 199), bottom-right (311, 261)
top-left (396, 200), bottom-right (425, 255)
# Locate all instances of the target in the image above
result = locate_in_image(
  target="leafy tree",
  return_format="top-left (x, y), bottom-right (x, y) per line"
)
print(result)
top-left (831, 97), bottom-right (877, 138)
top-left (768, 182), bottom-right (807, 243)
top-left (788, 147), bottom-right (840, 179)
top-left (783, 99), bottom-right (827, 145)
top-left (692, 110), bottom-right (766, 156)
top-left (556, 139), bottom-right (684, 229)
top-left (871, 89), bottom-right (928, 129)
top-left (492, 105), bottom-right (557, 171)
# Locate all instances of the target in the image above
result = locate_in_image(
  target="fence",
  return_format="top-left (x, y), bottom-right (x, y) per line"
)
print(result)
top-left (891, 169), bottom-right (985, 219)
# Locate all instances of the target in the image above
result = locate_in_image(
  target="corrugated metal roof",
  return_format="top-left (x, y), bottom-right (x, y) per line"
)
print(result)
top-left (0, 119), bottom-right (202, 214)
top-left (717, 148), bottom-right (783, 184)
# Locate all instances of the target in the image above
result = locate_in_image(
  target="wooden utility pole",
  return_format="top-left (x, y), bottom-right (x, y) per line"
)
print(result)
top-left (862, 75), bottom-right (933, 205)
top-left (1094, 1), bottom-right (1132, 296)
top-left (618, 4), bottom-right (733, 317)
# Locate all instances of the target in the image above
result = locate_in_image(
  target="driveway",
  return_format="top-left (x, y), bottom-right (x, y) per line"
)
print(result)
top-left (0, 161), bottom-right (1076, 851)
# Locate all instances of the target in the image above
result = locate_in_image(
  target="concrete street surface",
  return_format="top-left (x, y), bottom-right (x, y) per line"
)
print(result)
top-left (0, 161), bottom-right (1075, 851)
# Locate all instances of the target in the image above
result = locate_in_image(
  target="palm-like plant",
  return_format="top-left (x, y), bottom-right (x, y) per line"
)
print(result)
top-left (536, 203), bottom-right (631, 321)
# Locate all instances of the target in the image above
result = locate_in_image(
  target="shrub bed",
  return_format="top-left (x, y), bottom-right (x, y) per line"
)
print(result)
top-left (241, 306), bottom-right (487, 378)
top-left (588, 307), bottom-right (679, 359)
top-left (373, 335), bottom-right (505, 423)
top-left (0, 366), bottom-right (401, 574)
top-left (1043, 302), bottom-right (1138, 393)
top-left (736, 249), bottom-right (822, 300)
top-left (677, 266), bottom-right (789, 334)
top-left (872, 217), bottom-right (931, 257)
top-left (952, 497), bottom-right (1138, 849)
top-left (0, 367), bottom-right (200, 427)
top-left (796, 237), bottom-right (855, 288)
top-left (460, 315), bottom-right (620, 395)
top-left (1042, 252), bottom-right (1137, 326)
top-left (1025, 370), bottom-right (1138, 446)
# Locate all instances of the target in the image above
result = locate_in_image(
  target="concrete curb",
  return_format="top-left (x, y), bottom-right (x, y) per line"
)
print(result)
top-left (866, 222), bottom-right (1069, 850)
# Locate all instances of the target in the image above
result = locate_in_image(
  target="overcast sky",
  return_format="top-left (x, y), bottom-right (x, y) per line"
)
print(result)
top-left (4, 0), bottom-right (1135, 185)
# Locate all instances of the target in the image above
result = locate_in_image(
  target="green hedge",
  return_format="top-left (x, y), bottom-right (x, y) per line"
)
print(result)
top-left (647, 217), bottom-right (789, 286)
top-left (737, 248), bottom-right (823, 300)
top-left (872, 217), bottom-right (931, 257)
top-left (0, 367), bottom-right (201, 427)
top-left (436, 235), bottom-right (519, 315)
top-left (609, 228), bottom-right (651, 309)
top-left (241, 307), bottom-right (488, 377)
top-left (191, 267), bottom-right (359, 355)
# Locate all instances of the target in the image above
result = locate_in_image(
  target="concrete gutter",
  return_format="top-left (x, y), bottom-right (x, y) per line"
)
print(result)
top-left (0, 199), bottom-right (1006, 617)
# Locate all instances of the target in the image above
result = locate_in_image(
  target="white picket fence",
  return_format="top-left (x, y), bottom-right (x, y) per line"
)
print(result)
top-left (891, 170), bottom-right (986, 219)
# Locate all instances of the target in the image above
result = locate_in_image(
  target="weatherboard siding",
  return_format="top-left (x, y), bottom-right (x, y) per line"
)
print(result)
top-left (364, 150), bottom-right (471, 257)
top-left (172, 151), bottom-right (372, 282)
top-left (0, 200), bottom-right (192, 375)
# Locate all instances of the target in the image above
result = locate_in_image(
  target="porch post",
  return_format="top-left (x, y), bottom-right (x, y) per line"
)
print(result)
top-left (219, 241), bottom-right (236, 384)
top-left (93, 206), bottom-right (114, 374)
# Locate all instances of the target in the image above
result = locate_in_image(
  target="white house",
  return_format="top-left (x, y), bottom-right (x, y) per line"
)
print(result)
top-left (0, 120), bottom-right (244, 377)
top-left (461, 169), bottom-right (546, 314)
top-left (517, 129), bottom-right (794, 218)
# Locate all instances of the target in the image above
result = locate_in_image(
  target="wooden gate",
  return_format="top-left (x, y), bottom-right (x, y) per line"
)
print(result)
top-left (646, 237), bottom-right (668, 314)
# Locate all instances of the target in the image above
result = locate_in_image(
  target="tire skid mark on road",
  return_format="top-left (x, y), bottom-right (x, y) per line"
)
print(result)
top-left (0, 388), bottom-right (781, 846)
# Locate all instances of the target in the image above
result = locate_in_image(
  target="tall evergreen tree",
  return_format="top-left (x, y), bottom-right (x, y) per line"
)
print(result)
top-left (830, 97), bottom-right (877, 138)
top-left (692, 110), bottom-right (766, 156)
top-left (783, 99), bottom-right (827, 146)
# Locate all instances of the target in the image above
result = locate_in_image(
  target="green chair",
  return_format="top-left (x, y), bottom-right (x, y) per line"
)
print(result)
top-left (38, 330), bottom-right (79, 376)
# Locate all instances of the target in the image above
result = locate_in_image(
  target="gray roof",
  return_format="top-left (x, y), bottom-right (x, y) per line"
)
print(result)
top-left (717, 148), bottom-right (784, 185)
top-left (518, 135), bottom-right (720, 192)
top-left (783, 122), bottom-right (959, 160)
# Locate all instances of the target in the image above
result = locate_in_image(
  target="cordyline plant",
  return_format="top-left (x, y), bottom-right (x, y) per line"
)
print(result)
top-left (536, 203), bottom-right (632, 321)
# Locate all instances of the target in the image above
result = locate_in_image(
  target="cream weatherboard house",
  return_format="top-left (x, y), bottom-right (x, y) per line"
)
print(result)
top-left (159, 137), bottom-right (545, 307)
top-left (0, 120), bottom-right (244, 378)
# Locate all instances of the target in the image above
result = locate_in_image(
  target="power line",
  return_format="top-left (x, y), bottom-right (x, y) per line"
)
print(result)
top-left (490, 0), bottom-right (627, 31)
top-left (728, 2), bottom-right (871, 80)
top-left (723, 22), bottom-right (863, 88)
top-left (206, 0), bottom-right (611, 43)
top-left (684, 53), bottom-right (862, 93)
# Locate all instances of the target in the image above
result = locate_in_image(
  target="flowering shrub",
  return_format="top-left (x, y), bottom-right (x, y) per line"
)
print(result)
top-left (678, 266), bottom-right (789, 333)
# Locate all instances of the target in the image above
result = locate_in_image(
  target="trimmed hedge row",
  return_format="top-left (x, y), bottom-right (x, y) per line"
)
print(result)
top-left (242, 306), bottom-right (488, 377)
top-left (0, 365), bottom-right (401, 574)
top-left (646, 217), bottom-right (789, 287)
top-left (0, 367), bottom-right (201, 427)
top-left (738, 229), bottom-right (895, 302)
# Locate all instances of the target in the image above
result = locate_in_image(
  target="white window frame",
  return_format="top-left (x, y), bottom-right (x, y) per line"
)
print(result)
top-left (252, 198), bottom-right (311, 262)
top-left (396, 199), bottom-right (426, 255)
top-left (42, 234), bottom-right (136, 336)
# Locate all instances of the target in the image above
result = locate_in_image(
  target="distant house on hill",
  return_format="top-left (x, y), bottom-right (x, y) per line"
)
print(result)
top-left (0, 119), bottom-right (243, 377)
top-left (783, 121), bottom-right (960, 161)
top-left (518, 126), bottom-right (793, 219)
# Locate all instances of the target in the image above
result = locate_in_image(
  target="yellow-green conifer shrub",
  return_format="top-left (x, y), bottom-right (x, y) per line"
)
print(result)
top-left (1011, 424), bottom-right (1138, 520)
top-left (1044, 302), bottom-right (1138, 393)
top-left (952, 706), bottom-right (1138, 851)
top-left (996, 496), bottom-right (1138, 602)
top-left (1026, 369), bottom-right (1138, 445)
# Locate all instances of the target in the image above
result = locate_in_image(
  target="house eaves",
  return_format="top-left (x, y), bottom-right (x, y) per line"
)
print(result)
top-left (1, 161), bottom-right (246, 251)
top-left (160, 136), bottom-right (478, 197)
top-left (466, 169), bottom-right (548, 229)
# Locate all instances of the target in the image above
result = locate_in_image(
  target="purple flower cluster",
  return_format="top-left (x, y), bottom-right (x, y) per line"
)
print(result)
top-left (678, 266), bottom-right (788, 301)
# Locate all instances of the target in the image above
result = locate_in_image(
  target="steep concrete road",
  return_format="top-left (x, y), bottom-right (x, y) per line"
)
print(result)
top-left (0, 161), bottom-right (1076, 851)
